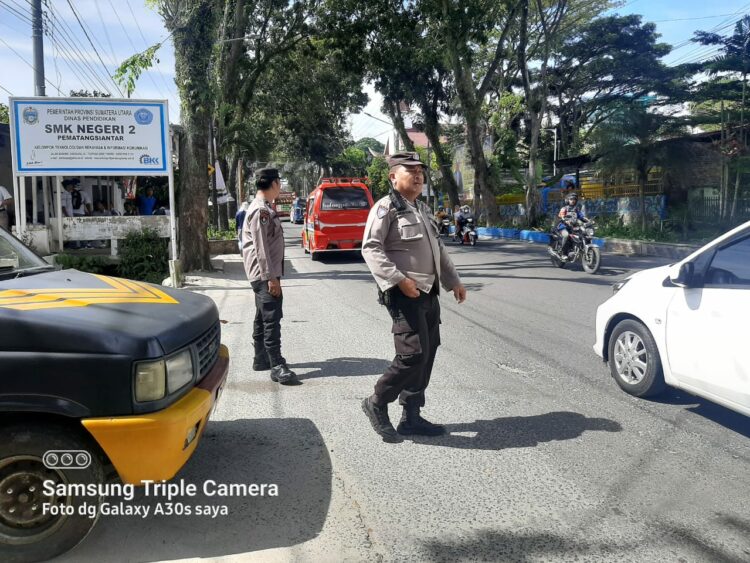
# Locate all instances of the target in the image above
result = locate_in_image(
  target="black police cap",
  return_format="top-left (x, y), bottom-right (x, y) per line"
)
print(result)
top-left (255, 168), bottom-right (280, 181)
top-left (386, 151), bottom-right (425, 169)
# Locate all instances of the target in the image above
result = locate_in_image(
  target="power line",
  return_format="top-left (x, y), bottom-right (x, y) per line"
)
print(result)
top-left (653, 13), bottom-right (740, 23)
top-left (0, 0), bottom-right (31, 24)
top-left (0, 82), bottom-right (14, 96)
top-left (64, 0), bottom-right (124, 96)
top-left (94, 0), bottom-right (118, 66)
top-left (0, 35), bottom-right (64, 94)
top-left (44, 6), bottom-right (114, 94)
top-left (126, 0), bottom-right (177, 101)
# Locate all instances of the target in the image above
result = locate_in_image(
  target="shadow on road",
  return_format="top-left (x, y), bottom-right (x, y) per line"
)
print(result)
top-left (61, 418), bottom-right (331, 562)
top-left (408, 411), bottom-right (621, 450)
top-left (290, 357), bottom-right (391, 379)
top-left (649, 389), bottom-right (750, 439)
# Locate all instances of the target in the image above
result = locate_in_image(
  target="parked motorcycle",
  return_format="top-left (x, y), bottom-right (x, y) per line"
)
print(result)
top-left (456, 217), bottom-right (478, 246)
top-left (548, 216), bottom-right (601, 273)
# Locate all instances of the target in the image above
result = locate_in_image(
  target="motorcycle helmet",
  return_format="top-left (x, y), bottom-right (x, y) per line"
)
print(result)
top-left (461, 205), bottom-right (471, 214)
top-left (565, 193), bottom-right (578, 206)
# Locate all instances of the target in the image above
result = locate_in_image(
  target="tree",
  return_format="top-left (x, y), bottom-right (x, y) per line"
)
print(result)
top-left (354, 137), bottom-right (385, 154)
top-left (0, 103), bottom-right (8, 125)
top-left (695, 16), bottom-right (750, 220)
top-left (366, 156), bottom-right (391, 200)
top-left (592, 103), bottom-right (686, 231)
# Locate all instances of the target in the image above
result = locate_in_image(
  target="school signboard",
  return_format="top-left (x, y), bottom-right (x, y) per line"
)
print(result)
top-left (9, 97), bottom-right (170, 176)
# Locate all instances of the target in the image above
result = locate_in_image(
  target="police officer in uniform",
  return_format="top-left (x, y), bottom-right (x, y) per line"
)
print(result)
top-left (361, 152), bottom-right (467, 443)
top-left (242, 168), bottom-right (298, 385)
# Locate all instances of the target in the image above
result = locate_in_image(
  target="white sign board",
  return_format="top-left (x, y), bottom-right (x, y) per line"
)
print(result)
top-left (9, 97), bottom-right (169, 176)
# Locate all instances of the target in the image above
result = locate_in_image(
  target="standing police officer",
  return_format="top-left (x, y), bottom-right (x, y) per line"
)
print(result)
top-left (242, 168), bottom-right (298, 385)
top-left (361, 152), bottom-right (467, 443)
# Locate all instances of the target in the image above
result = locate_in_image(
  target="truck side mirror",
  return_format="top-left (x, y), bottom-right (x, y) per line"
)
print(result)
top-left (670, 262), bottom-right (694, 288)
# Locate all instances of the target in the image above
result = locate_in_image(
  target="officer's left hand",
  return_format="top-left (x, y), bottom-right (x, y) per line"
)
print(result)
top-left (453, 284), bottom-right (467, 304)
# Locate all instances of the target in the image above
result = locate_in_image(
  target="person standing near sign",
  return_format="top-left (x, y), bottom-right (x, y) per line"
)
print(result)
top-left (361, 151), bottom-right (467, 443)
top-left (0, 184), bottom-right (13, 231)
top-left (242, 168), bottom-right (298, 385)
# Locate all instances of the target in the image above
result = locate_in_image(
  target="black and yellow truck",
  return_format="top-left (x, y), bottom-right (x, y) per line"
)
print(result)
top-left (0, 228), bottom-right (229, 562)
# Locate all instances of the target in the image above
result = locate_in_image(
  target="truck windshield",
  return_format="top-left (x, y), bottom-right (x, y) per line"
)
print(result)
top-left (321, 188), bottom-right (370, 211)
top-left (0, 229), bottom-right (53, 280)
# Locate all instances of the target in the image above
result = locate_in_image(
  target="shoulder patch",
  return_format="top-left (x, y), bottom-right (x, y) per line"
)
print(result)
top-left (377, 205), bottom-right (388, 219)
top-left (259, 210), bottom-right (270, 225)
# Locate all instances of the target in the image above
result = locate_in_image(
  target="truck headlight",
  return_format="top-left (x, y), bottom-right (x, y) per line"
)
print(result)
top-left (135, 360), bottom-right (166, 402)
top-left (166, 349), bottom-right (194, 393)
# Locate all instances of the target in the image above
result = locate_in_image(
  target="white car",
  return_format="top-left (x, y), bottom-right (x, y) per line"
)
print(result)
top-left (593, 220), bottom-right (750, 417)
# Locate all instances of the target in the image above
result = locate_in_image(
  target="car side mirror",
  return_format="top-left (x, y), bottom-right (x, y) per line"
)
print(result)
top-left (669, 262), bottom-right (694, 288)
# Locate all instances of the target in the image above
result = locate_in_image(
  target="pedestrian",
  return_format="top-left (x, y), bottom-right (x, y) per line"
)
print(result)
top-left (138, 187), bottom-right (158, 216)
top-left (361, 151), bottom-right (467, 443)
top-left (235, 201), bottom-right (249, 252)
top-left (0, 184), bottom-right (13, 232)
top-left (241, 168), bottom-right (298, 385)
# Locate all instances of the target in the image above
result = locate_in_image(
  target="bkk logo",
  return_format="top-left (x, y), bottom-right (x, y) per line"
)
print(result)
top-left (134, 108), bottom-right (154, 125)
top-left (22, 106), bottom-right (39, 125)
top-left (140, 154), bottom-right (160, 165)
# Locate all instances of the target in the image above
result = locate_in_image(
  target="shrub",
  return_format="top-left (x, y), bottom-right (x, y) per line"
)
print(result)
top-left (118, 228), bottom-right (169, 284)
top-left (56, 253), bottom-right (117, 276)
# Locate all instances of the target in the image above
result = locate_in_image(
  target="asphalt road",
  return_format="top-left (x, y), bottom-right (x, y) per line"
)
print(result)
top-left (62, 222), bottom-right (750, 563)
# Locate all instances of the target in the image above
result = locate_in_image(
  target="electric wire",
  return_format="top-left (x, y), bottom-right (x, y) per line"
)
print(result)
top-left (0, 35), bottom-right (64, 94)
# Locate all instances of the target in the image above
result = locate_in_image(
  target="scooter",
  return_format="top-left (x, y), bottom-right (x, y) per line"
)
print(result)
top-left (439, 218), bottom-right (452, 237)
top-left (456, 218), bottom-right (478, 246)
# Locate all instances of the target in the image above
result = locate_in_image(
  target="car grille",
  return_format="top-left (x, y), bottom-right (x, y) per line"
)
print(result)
top-left (195, 322), bottom-right (221, 380)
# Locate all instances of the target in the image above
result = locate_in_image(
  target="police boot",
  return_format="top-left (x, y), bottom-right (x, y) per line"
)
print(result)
top-left (397, 404), bottom-right (446, 436)
top-left (361, 397), bottom-right (403, 443)
top-left (270, 363), bottom-right (299, 385)
top-left (253, 354), bottom-right (271, 371)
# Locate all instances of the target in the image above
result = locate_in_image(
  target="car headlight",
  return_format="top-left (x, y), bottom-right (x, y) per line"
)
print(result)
top-left (612, 278), bottom-right (631, 294)
top-left (166, 349), bottom-right (194, 393)
top-left (135, 360), bottom-right (166, 402)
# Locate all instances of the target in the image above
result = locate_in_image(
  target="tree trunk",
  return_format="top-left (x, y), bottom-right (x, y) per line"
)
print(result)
top-left (525, 111), bottom-right (542, 227)
top-left (639, 165), bottom-right (647, 232)
top-left (421, 107), bottom-right (460, 207)
top-left (179, 110), bottom-right (212, 271)
top-left (208, 121), bottom-right (219, 228)
top-left (167, 0), bottom-right (216, 272)
top-left (384, 100), bottom-right (414, 152)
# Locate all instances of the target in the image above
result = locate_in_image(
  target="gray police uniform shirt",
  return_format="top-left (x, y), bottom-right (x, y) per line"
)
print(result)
top-left (362, 194), bottom-right (461, 294)
top-left (242, 197), bottom-right (285, 282)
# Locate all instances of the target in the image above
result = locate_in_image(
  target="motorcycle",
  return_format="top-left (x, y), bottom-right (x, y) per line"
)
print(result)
top-left (456, 217), bottom-right (478, 246)
top-left (439, 218), bottom-right (452, 237)
top-left (548, 216), bottom-right (601, 274)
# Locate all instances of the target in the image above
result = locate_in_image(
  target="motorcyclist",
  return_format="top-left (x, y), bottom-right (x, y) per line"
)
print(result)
top-left (435, 207), bottom-right (448, 235)
top-left (455, 205), bottom-right (474, 242)
top-left (556, 193), bottom-right (589, 260)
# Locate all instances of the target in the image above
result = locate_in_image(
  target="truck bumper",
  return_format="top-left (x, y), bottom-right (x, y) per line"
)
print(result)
top-left (81, 345), bottom-right (229, 485)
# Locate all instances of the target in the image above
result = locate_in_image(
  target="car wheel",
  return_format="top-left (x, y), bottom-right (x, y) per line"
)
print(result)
top-left (0, 424), bottom-right (106, 563)
top-left (311, 252), bottom-right (321, 261)
top-left (608, 319), bottom-right (666, 398)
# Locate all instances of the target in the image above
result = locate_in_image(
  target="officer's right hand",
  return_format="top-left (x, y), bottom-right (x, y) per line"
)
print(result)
top-left (268, 278), bottom-right (282, 298)
top-left (398, 277), bottom-right (420, 299)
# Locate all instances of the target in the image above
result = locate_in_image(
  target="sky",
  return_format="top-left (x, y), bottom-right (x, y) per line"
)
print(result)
top-left (1, 1), bottom-right (749, 138)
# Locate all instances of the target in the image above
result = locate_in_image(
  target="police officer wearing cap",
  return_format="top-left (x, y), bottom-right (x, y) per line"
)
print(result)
top-left (242, 168), bottom-right (298, 385)
top-left (361, 151), bottom-right (467, 443)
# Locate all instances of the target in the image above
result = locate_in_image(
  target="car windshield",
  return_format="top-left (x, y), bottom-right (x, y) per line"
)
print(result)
top-left (320, 187), bottom-right (370, 211)
top-left (0, 229), bottom-right (53, 280)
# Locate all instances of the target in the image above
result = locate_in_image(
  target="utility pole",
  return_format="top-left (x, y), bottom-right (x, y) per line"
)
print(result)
top-left (32, 0), bottom-right (46, 96)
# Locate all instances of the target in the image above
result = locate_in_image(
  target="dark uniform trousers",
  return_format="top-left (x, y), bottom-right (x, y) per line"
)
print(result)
top-left (251, 280), bottom-right (284, 365)
top-left (374, 285), bottom-right (441, 408)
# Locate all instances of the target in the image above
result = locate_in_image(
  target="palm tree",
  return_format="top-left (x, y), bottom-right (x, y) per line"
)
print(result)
top-left (591, 102), bottom-right (685, 231)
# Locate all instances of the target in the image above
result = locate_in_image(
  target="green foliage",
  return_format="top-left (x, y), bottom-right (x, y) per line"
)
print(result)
top-left (0, 103), bottom-right (9, 124)
top-left (118, 228), bottom-right (169, 284)
top-left (56, 254), bottom-right (118, 275)
top-left (331, 147), bottom-right (369, 176)
top-left (594, 215), bottom-right (678, 243)
top-left (353, 137), bottom-right (385, 154)
top-left (114, 44), bottom-right (162, 98)
top-left (208, 219), bottom-right (237, 241)
top-left (366, 156), bottom-right (391, 201)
